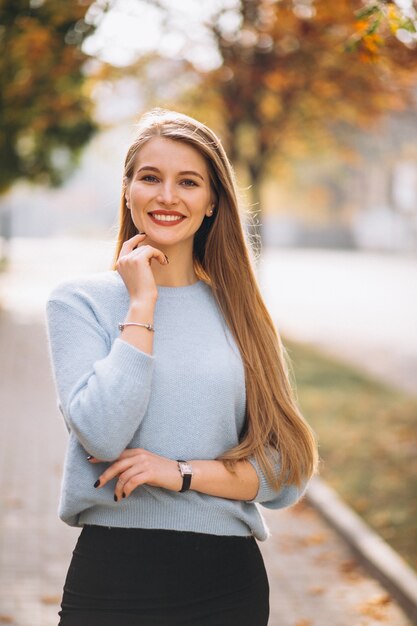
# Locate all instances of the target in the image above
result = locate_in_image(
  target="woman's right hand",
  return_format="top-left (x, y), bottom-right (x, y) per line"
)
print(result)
top-left (116, 233), bottom-right (168, 304)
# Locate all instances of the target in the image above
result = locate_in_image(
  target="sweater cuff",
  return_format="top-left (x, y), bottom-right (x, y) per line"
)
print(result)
top-left (247, 455), bottom-right (281, 504)
top-left (110, 337), bottom-right (154, 381)
top-left (247, 455), bottom-right (310, 509)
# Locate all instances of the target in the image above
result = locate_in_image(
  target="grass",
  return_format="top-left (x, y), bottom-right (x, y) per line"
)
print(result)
top-left (284, 338), bottom-right (417, 572)
top-left (0, 256), bottom-right (8, 273)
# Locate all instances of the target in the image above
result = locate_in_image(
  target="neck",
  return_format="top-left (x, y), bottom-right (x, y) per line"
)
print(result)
top-left (150, 241), bottom-right (198, 287)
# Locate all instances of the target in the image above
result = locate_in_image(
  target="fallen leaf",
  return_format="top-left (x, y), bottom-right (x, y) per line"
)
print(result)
top-left (40, 595), bottom-right (61, 605)
top-left (308, 585), bottom-right (325, 595)
top-left (312, 549), bottom-right (338, 564)
top-left (358, 593), bottom-right (392, 620)
top-left (340, 559), bottom-right (358, 573)
top-left (339, 558), bottom-right (363, 581)
top-left (302, 532), bottom-right (328, 546)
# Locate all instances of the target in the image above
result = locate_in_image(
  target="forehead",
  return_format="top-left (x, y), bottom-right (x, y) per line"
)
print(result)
top-left (135, 136), bottom-right (209, 174)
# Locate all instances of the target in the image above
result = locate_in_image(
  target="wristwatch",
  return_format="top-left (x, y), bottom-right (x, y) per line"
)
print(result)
top-left (176, 460), bottom-right (193, 493)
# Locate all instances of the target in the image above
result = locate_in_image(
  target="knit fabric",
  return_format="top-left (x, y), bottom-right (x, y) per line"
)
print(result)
top-left (46, 271), bottom-right (307, 541)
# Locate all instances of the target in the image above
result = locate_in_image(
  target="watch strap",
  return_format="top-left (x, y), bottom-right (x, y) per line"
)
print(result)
top-left (177, 459), bottom-right (192, 493)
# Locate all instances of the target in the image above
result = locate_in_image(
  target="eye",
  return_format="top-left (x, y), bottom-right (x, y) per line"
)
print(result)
top-left (181, 179), bottom-right (198, 187)
top-left (141, 175), bottom-right (159, 183)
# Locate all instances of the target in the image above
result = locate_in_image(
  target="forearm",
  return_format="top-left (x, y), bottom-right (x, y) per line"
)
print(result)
top-left (189, 459), bottom-right (259, 501)
top-left (97, 452), bottom-right (260, 502)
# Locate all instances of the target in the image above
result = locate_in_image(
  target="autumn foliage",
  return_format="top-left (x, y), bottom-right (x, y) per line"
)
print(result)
top-left (0, 0), bottom-right (106, 194)
top-left (201, 0), bottom-right (417, 189)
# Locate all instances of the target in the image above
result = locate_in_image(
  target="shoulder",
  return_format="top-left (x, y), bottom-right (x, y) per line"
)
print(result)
top-left (48, 270), bottom-right (122, 301)
top-left (46, 270), bottom-right (125, 317)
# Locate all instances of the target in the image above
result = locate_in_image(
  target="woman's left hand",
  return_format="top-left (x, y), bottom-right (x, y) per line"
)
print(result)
top-left (90, 449), bottom-right (182, 500)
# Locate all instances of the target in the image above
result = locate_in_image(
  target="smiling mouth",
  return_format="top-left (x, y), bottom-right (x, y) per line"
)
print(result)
top-left (148, 212), bottom-right (186, 224)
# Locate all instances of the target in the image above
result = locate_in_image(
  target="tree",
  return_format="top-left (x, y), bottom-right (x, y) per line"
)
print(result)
top-left (0, 0), bottom-right (110, 195)
top-left (204, 0), bottom-right (417, 247)
top-left (140, 0), bottom-right (417, 250)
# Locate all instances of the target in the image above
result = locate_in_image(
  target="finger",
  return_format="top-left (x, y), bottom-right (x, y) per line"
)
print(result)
top-left (122, 472), bottom-right (150, 499)
top-left (128, 245), bottom-right (168, 266)
top-left (95, 458), bottom-right (133, 488)
top-left (113, 466), bottom-right (142, 500)
top-left (118, 233), bottom-right (147, 257)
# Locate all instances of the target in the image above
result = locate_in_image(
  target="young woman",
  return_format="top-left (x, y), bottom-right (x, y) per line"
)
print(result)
top-left (46, 108), bottom-right (318, 626)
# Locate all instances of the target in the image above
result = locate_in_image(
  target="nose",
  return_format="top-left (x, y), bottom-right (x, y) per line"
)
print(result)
top-left (157, 181), bottom-right (179, 206)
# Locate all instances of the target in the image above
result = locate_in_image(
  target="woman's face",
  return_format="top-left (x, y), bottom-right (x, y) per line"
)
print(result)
top-left (125, 136), bottom-right (213, 250)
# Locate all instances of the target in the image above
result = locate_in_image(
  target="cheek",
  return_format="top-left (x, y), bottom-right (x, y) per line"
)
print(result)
top-left (194, 191), bottom-right (211, 213)
top-left (129, 189), bottom-right (144, 207)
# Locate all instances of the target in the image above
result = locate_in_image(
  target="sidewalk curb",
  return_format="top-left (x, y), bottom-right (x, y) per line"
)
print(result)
top-left (306, 476), bottom-right (417, 625)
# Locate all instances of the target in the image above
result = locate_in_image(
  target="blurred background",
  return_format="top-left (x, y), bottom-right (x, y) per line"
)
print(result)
top-left (0, 1), bottom-right (417, 624)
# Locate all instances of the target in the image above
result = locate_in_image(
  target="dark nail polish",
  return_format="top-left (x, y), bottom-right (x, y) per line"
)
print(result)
top-left (122, 492), bottom-right (126, 499)
top-left (87, 455), bottom-right (93, 461)
top-left (114, 494), bottom-right (118, 502)
top-left (94, 479), bottom-right (100, 488)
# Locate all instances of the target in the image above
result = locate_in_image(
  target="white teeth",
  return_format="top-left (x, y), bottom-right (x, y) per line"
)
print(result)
top-left (150, 213), bottom-right (184, 222)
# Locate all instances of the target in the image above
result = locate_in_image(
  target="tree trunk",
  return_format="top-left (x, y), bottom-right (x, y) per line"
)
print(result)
top-left (246, 164), bottom-right (263, 261)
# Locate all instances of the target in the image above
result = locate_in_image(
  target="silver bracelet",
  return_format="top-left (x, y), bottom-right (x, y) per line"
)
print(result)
top-left (118, 322), bottom-right (155, 332)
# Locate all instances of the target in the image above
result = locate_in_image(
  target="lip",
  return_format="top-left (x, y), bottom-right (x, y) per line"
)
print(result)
top-left (148, 211), bottom-right (187, 227)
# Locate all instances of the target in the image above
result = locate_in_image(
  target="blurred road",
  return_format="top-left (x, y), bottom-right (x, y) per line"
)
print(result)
top-left (260, 248), bottom-right (417, 395)
top-left (0, 238), bottom-right (415, 625)
top-left (1, 239), bottom-right (416, 394)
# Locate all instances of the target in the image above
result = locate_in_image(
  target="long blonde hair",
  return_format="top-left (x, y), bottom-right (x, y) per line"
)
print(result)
top-left (114, 108), bottom-right (318, 489)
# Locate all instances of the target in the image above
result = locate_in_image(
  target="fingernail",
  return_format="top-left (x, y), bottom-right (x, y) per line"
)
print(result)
top-left (122, 492), bottom-right (126, 499)
top-left (164, 254), bottom-right (169, 264)
top-left (94, 479), bottom-right (100, 488)
top-left (87, 455), bottom-right (93, 461)
top-left (114, 494), bottom-right (118, 502)
top-left (138, 231), bottom-right (146, 235)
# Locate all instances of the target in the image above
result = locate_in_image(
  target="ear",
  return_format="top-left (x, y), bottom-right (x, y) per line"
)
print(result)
top-left (123, 177), bottom-right (130, 209)
top-left (206, 202), bottom-right (215, 217)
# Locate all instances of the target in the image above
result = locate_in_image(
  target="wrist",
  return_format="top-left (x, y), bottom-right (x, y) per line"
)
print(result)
top-left (127, 300), bottom-right (156, 319)
top-left (176, 460), bottom-right (193, 493)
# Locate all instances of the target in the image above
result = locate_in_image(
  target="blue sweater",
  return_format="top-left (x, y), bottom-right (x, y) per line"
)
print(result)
top-left (46, 271), bottom-right (307, 540)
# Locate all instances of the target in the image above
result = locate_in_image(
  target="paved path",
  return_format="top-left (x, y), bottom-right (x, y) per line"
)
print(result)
top-left (0, 238), bottom-right (414, 625)
top-left (0, 315), bottom-right (412, 626)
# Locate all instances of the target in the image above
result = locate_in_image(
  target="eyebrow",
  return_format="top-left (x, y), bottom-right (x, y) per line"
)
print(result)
top-left (136, 165), bottom-right (205, 181)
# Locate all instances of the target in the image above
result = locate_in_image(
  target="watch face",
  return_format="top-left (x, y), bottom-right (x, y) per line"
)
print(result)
top-left (179, 462), bottom-right (193, 475)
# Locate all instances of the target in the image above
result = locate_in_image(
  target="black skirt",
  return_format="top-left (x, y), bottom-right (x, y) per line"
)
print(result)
top-left (58, 525), bottom-right (270, 626)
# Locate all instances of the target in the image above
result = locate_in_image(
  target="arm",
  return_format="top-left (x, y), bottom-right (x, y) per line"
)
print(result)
top-left (94, 450), bottom-right (259, 501)
top-left (246, 455), bottom-right (309, 509)
top-left (46, 299), bottom-right (155, 461)
top-left (188, 459), bottom-right (259, 501)
top-left (94, 448), bottom-right (307, 508)
top-left (191, 457), bottom-right (308, 507)
top-left (46, 233), bottom-right (168, 461)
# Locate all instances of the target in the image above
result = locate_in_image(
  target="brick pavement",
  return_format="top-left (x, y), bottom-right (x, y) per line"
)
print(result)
top-left (0, 312), bottom-right (413, 626)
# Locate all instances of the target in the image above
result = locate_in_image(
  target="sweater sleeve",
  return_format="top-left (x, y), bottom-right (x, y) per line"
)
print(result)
top-left (246, 452), bottom-right (309, 509)
top-left (46, 298), bottom-right (154, 461)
